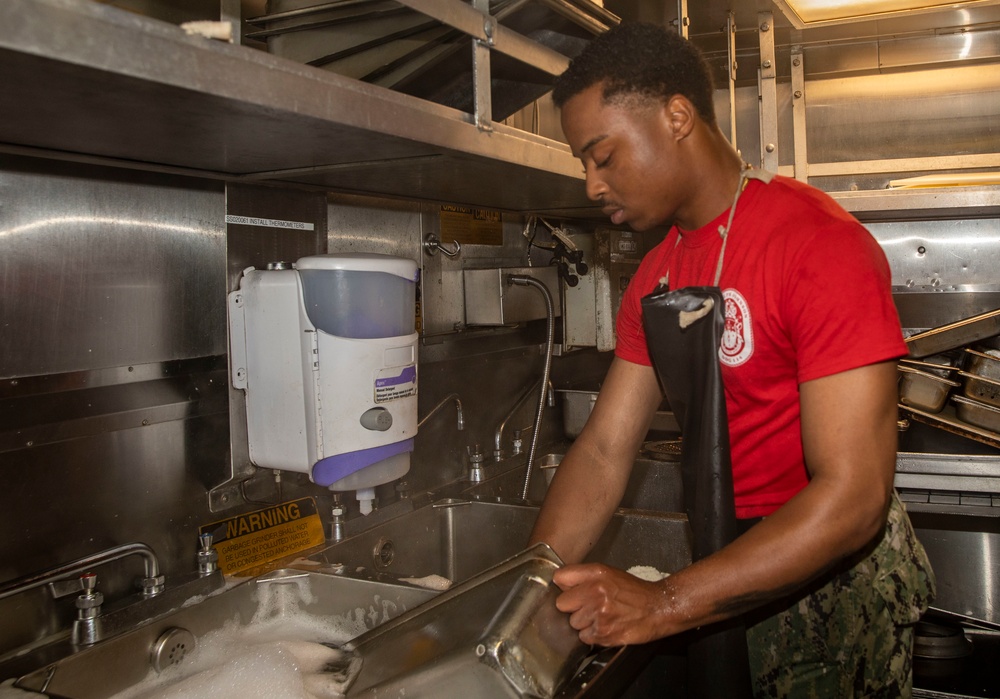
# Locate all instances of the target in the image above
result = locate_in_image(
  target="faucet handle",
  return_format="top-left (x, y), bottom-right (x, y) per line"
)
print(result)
top-left (79, 572), bottom-right (98, 595)
top-left (75, 573), bottom-right (103, 615)
top-left (467, 443), bottom-right (485, 464)
top-left (72, 572), bottom-right (104, 646)
top-left (197, 533), bottom-right (219, 577)
top-left (512, 426), bottom-right (534, 456)
top-left (467, 444), bottom-right (488, 483)
top-left (198, 532), bottom-right (214, 552)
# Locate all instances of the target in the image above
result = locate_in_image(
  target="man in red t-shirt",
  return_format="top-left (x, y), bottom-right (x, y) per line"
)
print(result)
top-left (528, 22), bottom-right (935, 697)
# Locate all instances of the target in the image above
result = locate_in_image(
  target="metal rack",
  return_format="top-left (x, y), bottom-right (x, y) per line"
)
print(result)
top-left (0, 0), bottom-right (596, 214)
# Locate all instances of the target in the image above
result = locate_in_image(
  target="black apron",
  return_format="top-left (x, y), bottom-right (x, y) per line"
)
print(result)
top-left (641, 285), bottom-right (752, 699)
top-left (637, 169), bottom-right (772, 698)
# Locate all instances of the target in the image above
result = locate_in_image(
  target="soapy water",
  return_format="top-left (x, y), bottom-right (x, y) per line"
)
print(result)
top-left (109, 575), bottom-right (407, 699)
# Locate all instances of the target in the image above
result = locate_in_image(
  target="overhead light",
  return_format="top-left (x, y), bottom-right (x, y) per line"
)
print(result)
top-left (772, 0), bottom-right (999, 27)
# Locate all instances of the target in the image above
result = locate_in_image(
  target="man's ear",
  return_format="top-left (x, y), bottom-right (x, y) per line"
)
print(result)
top-left (664, 95), bottom-right (697, 141)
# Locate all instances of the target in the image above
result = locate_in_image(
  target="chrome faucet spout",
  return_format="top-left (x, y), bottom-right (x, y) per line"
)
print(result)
top-left (418, 393), bottom-right (464, 431)
top-left (0, 542), bottom-right (163, 602)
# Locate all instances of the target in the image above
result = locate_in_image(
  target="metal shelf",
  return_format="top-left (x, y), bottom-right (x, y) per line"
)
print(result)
top-left (0, 0), bottom-right (597, 215)
top-left (833, 186), bottom-right (1000, 222)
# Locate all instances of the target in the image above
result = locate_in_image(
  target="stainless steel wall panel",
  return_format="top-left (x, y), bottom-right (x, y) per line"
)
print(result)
top-left (0, 157), bottom-right (226, 379)
top-left (0, 158), bottom-right (247, 660)
top-left (911, 512), bottom-right (1000, 627)
top-left (877, 28), bottom-right (1000, 71)
top-left (326, 193), bottom-right (424, 259)
top-left (804, 65), bottom-right (1000, 165)
top-left (868, 218), bottom-right (1000, 291)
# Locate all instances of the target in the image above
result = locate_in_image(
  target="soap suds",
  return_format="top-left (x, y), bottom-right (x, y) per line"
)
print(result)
top-left (398, 574), bottom-right (452, 591)
top-left (627, 565), bottom-right (670, 582)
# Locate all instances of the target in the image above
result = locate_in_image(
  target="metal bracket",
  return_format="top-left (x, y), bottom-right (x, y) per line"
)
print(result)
top-left (674, 0), bottom-right (689, 38)
top-left (726, 11), bottom-right (738, 152)
top-left (757, 11), bottom-right (779, 171)
top-left (472, 0), bottom-right (493, 132)
top-left (791, 51), bottom-right (809, 182)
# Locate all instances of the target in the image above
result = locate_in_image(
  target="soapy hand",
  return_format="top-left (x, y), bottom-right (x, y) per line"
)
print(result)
top-left (552, 563), bottom-right (672, 647)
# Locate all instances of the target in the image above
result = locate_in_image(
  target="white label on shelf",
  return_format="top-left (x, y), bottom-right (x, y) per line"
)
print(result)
top-left (225, 215), bottom-right (315, 231)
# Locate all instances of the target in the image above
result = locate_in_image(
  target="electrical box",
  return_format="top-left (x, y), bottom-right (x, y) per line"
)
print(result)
top-left (563, 228), bottom-right (650, 351)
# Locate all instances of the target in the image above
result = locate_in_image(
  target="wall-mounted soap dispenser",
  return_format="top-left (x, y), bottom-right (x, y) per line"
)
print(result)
top-left (228, 253), bottom-right (419, 515)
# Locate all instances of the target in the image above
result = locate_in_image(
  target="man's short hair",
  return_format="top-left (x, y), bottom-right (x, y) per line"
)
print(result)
top-left (552, 22), bottom-right (717, 127)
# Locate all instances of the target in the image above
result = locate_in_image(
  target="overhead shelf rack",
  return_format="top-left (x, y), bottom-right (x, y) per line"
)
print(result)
top-left (2, 0), bottom-right (996, 221)
top-left (0, 0), bottom-right (599, 215)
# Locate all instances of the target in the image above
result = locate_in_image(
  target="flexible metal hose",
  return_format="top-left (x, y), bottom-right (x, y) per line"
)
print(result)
top-left (506, 274), bottom-right (555, 501)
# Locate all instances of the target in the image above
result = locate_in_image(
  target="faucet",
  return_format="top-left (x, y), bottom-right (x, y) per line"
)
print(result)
top-left (418, 393), bottom-right (464, 431)
top-left (0, 542), bottom-right (164, 602)
top-left (0, 541), bottom-right (224, 647)
top-left (505, 275), bottom-right (556, 500)
top-left (494, 378), bottom-right (554, 462)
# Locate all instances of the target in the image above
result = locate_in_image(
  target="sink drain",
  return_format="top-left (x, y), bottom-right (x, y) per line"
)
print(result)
top-left (150, 627), bottom-right (196, 673)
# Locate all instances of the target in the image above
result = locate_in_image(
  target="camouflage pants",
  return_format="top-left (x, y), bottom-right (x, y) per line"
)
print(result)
top-left (746, 493), bottom-right (936, 699)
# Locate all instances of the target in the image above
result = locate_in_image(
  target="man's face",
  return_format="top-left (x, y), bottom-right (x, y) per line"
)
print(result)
top-left (560, 83), bottom-right (684, 232)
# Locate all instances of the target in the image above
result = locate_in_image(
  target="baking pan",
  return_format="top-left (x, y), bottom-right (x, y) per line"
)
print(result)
top-left (337, 543), bottom-right (590, 698)
top-left (904, 308), bottom-right (1000, 358)
top-left (898, 365), bottom-right (959, 413)
top-left (952, 395), bottom-right (1000, 433)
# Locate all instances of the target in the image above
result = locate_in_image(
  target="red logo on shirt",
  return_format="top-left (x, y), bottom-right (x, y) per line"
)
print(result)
top-left (720, 289), bottom-right (753, 366)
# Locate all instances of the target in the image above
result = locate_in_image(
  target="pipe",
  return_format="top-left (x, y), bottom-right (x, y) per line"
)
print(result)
top-left (506, 274), bottom-right (555, 501)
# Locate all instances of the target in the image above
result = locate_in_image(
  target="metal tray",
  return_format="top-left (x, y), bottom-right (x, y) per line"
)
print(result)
top-left (898, 357), bottom-right (959, 378)
top-left (952, 395), bottom-right (1000, 434)
top-left (899, 402), bottom-right (1000, 451)
top-left (339, 543), bottom-right (590, 698)
top-left (964, 348), bottom-right (1000, 381)
top-left (904, 308), bottom-right (1000, 358)
top-left (557, 388), bottom-right (598, 439)
top-left (898, 365), bottom-right (959, 413)
top-left (959, 370), bottom-right (1000, 408)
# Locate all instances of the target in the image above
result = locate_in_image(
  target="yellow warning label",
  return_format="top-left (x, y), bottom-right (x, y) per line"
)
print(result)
top-left (439, 205), bottom-right (503, 246)
top-left (200, 497), bottom-right (326, 575)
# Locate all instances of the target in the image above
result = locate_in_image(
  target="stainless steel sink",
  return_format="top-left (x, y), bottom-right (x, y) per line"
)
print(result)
top-left (313, 498), bottom-right (691, 585)
top-left (13, 569), bottom-right (437, 699)
top-left (464, 454), bottom-right (684, 512)
top-left (11, 494), bottom-right (691, 698)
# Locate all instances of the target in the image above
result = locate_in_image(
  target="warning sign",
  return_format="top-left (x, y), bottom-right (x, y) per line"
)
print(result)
top-left (439, 205), bottom-right (503, 246)
top-left (200, 497), bottom-right (326, 575)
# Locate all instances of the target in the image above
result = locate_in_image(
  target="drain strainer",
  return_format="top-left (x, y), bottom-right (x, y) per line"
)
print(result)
top-left (640, 439), bottom-right (682, 461)
top-left (150, 627), bottom-right (196, 673)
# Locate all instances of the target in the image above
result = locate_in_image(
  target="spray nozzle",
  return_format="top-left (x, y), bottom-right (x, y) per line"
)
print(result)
top-left (356, 487), bottom-right (376, 516)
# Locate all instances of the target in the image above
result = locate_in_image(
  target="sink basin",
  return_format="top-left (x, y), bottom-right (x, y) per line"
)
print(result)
top-left (464, 454), bottom-right (684, 512)
top-left (12, 569), bottom-right (437, 699)
top-left (313, 498), bottom-right (691, 585)
top-left (10, 498), bottom-right (691, 699)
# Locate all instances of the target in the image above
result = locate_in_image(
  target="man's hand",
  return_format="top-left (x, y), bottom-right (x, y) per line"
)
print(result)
top-left (552, 564), bottom-right (674, 646)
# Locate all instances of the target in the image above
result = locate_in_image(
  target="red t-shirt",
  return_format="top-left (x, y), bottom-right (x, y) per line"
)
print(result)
top-left (616, 175), bottom-right (906, 518)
